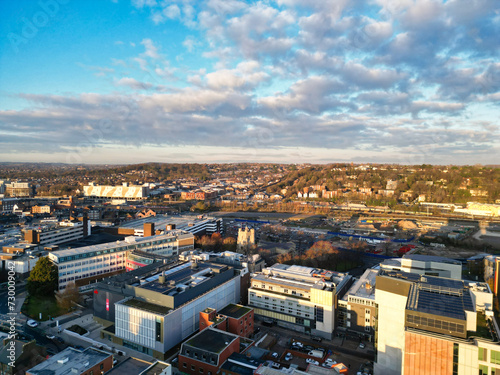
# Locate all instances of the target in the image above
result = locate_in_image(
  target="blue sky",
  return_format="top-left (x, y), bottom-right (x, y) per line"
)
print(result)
top-left (0, 0), bottom-right (499, 165)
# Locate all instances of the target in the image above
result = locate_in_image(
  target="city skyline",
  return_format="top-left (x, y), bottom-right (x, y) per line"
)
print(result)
top-left (1, 0), bottom-right (499, 165)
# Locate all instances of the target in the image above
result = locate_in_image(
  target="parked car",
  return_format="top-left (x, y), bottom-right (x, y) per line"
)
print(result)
top-left (285, 353), bottom-right (293, 361)
top-left (27, 319), bottom-right (38, 328)
top-left (292, 341), bottom-right (303, 348)
top-left (46, 334), bottom-right (55, 340)
top-left (272, 352), bottom-right (279, 359)
top-left (306, 358), bottom-right (319, 365)
top-left (359, 343), bottom-right (366, 349)
top-left (311, 336), bottom-right (322, 342)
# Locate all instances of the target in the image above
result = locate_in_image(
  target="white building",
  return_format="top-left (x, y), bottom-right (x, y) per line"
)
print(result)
top-left (248, 264), bottom-right (352, 339)
top-left (48, 230), bottom-right (194, 290)
top-left (380, 254), bottom-right (462, 280)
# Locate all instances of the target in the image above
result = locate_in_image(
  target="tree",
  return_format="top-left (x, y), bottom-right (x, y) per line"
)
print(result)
top-left (56, 282), bottom-right (80, 311)
top-left (27, 257), bottom-right (58, 297)
top-left (222, 237), bottom-right (237, 251)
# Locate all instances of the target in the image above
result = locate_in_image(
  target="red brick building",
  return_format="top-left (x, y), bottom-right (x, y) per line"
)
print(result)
top-left (178, 327), bottom-right (242, 375)
top-left (199, 304), bottom-right (254, 338)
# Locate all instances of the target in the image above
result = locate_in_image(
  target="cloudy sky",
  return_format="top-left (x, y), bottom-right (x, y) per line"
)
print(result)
top-left (0, 0), bottom-right (499, 165)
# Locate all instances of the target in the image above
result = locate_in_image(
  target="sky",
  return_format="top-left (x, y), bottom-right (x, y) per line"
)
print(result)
top-left (0, 0), bottom-right (499, 165)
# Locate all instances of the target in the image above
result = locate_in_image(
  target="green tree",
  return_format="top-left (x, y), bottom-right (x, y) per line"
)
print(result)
top-left (27, 257), bottom-right (58, 297)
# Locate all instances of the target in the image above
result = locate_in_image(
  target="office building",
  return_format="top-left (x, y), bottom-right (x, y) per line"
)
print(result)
top-left (96, 260), bottom-right (243, 358)
top-left (26, 347), bottom-right (112, 375)
top-left (49, 229), bottom-right (194, 290)
top-left (337, 268), bottom-right (378, 341)
top-left (24, 218), bottom-right (91, 248)
top-left (248, 264), bottom-right (353, 339)
top-left (380, 253), bottom-right (462, 279)
top-left (113, 214), bottom-right (222, 237)
top-left (5, 181), bottom-right (35, 197)
top-left (374, 270), bottom-right (499, 375)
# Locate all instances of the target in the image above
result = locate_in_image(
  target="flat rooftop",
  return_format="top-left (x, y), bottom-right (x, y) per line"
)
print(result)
top-left (343, 268), bottom-right (378, 301)
top-left (184, 327), bottom-right (238, 354)
top-left (26, 347), bottom-right (111, 375)
top-left (120, 298), bottom-right (171, 315)
top-left (139, 262), bottom-right (229, 296)
top-left (219, 304), bottom-right (252, 319)
top-left (50, 230), bottom-right (191, 258)
top-left (105, 357), bottom-right (153, 375)
top-left (403, 254), bottom-right (461, 265)
top-left (119, 214), bottom-right (218, 231)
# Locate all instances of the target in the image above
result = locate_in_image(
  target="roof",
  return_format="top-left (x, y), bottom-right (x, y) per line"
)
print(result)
top-left (218, 304), bottom-right (252, 319)
top-left (403, 254), bottom-right (461, 265)
top-left (120, 298), bottom-right (171, 315)
top-left (26, 347), bottom-right (112, 375)
top-left (105, 357), bottom-right (153, 375)
top-left (184, 327), bottom-right (238, 354)
top-left (406, 276), bottom-right (474, 321)
top-left (139, 361), bottom-right (171, 375)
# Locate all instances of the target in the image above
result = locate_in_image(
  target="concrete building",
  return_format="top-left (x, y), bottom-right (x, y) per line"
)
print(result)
top-left (380, 253), bottom-right (462, 279)
top-left (111, 214), bottom-right (222, 237)
top-left (105, 358), bottom-right (171, 375)
top-left (95, 261), bottom-right (243, 358)
top-left (178, 326), bottom-right (253, 375)
top-left (26, 347), bottom-right (113, 375)
top-left (248, 264), bottom-right (353, 339)
top-left (374, 270), bottom-right (499, 375)
top-left (5, 182), bottom-right (35, 197)
top-left (24, 218), bottom-right (91, 248)
top-left (337, 268), bottom-right (378, 341)
top-left (83, 182), bottom-right (148, 200)
top-left (48, 230), bottom-right (194, 290)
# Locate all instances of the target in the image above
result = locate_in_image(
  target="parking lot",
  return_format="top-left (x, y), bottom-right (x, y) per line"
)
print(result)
top-left (253, 320), bottom-right (373, 373)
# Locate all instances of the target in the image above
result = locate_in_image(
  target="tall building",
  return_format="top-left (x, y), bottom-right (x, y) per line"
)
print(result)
top-left (374, 270), bottom-right (499, 375)
top-left (95, 260), bottom-right (243, 358)
top-left (48, 229), bottom-right (194, 290)
top-left (237, 227), bottom-right (255, 251)
top-left (248, 264), bottom-right (353, 339)
top-left (484, 255), bottom-right (500, 296)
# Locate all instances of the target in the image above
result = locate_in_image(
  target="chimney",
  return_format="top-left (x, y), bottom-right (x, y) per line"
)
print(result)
top-left (166, 223), bottom-right (176, 231)
top-left (158, 271), bottom-right (166, 284)
top-left (144, 222), bottom-right (155, 237)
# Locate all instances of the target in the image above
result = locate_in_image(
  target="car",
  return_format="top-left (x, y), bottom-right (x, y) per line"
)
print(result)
top-left (292, 341), bottom-right (303, 348)
top-left (285, 353), bottom-right (293, 361)
top-left (113, 359), bottom-right (118, 366)
top-left (306, 358), bottom-right (319, 365)
top-left (304, 345), bottom-right (315, 351)
top-left (311, 336), bottom-right (322, 342)
top-left (46, 334), bottom-right (55, 340)
top-left (359, 343), bottom-right (366, 349)
top-left (27, 319), bottom-right (38, 328)
top-left (272, 352), bottom-right (279, 359)
top-left (254, 327), bottom-right (261, 334)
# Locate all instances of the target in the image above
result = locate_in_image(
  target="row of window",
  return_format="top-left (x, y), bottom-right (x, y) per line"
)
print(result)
top-left (181, 362), bottom-right (212, 375)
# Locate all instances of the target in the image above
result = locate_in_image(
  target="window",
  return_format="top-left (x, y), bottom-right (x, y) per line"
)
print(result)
top-left (492, 351), bottom-right (500, 365)
top-left (191, 365), bottom-right (195, 370)
top-left (316, 306), bottom-right (324, 323)
top-left (199, 368), bottom-right (204, 373)
top-left (479, 347), bottom-right (487, 361)
top-left (100, 364), bottom-right (104, 370)
top-left (479, 365), bottom-right (488, 375)
top-left (183, 363), bottom-right (187, 368)
top-left (365, 326), bottom-right (371, 332)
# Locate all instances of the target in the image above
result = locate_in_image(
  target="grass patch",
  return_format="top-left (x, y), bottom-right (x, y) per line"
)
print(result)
top-left (22, 295), bottom-right (65, 321)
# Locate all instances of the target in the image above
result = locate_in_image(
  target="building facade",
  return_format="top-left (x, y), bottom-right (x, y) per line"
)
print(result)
top-left (49, 230), bottom-right (194, 290)
top-left (248, 264), bottom-right (352, 339)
